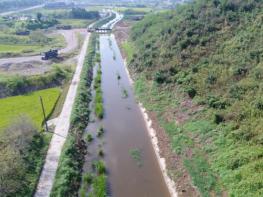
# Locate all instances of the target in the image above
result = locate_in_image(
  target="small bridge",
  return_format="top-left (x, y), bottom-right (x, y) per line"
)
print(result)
top-left (87, 27), bottom-right (112, 34)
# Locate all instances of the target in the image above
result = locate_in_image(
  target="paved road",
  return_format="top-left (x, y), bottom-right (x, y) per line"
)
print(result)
top-left (34, 33), bottom-right (90, 197)
top-left (0, 4), bottom-right (44, 16)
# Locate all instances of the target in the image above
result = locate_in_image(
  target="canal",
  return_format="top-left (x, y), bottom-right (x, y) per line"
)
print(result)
top-left (98, 34), bottom-right (170, 197)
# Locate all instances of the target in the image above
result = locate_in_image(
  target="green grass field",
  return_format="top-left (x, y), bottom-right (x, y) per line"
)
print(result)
top-left (0, 44), bottom-right (42, 53)
top-left (0, 31), bottom-right (65, 57)
top-left (58, 19), bottom-right (93, 28)
top-left (0, 87), bottom-right (61, 131)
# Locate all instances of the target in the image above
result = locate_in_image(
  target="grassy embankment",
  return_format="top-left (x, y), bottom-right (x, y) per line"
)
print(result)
top-left (124, 1), bottom-right (263, 196)
top-left (121, 41), bottom-right (135, 62)
top-left (0, 66), bottom-right (71, 98)
top-left (50, 34), bottom-right (96, 197)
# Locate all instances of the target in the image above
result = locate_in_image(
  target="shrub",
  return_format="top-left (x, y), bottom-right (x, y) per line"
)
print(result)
top-left (97, 126), bottom-right (104, 137)
top-left (95, 103), bottom-right (103, 119)
top-left (86, 134), bottom-right (93, 142)
top-left (206, 74), bottom-right (217, 85)
top-left (94, 160), bottom-right (106, 175)
top-left (98, 149), bottom-right (104, 157)
top-left (208, 96), bottom-right (229, 109)
top-left (175, 71), bottom-right (192, 85)
top-left (229, 85), bottom-right (246, 99)
top-left (255, 100), bottom-right (263, 111)
top-left (214, 113), bottom-right (224, 124)
top-left (154, 70), bottom-right (169, 84)
top-left (90, 175), bottom-right (107, 197)
top-left (83, 173), bottom-right (93, 185)
top-left (192, 67), bottom-right (199, 73)
top-left (186, 87), bottom-right (197, 98)
top-left (0, 116), bottom-right (47, 197)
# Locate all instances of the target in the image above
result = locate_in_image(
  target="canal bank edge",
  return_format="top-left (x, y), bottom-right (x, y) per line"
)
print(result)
top-left (114, 34), bottom-right (178, 197)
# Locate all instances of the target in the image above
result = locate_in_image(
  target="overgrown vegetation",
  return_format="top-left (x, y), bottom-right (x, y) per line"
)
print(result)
top-left (70, 8), bottom-right (99, 20)
top-left (94, 64), bottom-right (104, 119)
top-left (127, 0), bottom-right (263, 196)
top-left (51, 34), bottom-right (97, 197)
top-left (80, 160), bottom-right (107, 197)
top-left (78, 36), bottom-right (107, 197)
top-left (0, 66), bottom-right (71, 98)
top-left (0, 116), bottom-right (51, 197)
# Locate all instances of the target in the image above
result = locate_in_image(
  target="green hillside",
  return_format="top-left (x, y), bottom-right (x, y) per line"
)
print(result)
top-left (126, 0), bottom-right (263, 196)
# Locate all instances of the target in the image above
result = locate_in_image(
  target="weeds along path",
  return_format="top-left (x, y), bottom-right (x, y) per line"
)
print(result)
top-left (34, 33), bottom-right (90, 197)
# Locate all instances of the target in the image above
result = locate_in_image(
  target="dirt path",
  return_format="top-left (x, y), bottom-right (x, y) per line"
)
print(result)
top-left (58, 29), bottom-right (87, 54)
top-left (0, 29), bottom-right (84, 66)
top-left (34, 33), bottom-right (90, 197)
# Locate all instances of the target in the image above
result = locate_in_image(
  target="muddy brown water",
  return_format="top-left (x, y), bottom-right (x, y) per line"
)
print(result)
top-left (98, 34), bottom-right (170, 197)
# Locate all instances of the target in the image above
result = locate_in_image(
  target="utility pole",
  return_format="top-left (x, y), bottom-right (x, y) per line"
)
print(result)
top-left (39, 96), bottom-right (49, 132)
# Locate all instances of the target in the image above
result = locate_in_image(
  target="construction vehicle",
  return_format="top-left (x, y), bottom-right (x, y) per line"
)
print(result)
top-left (42, 49), bottom-right (58, 60)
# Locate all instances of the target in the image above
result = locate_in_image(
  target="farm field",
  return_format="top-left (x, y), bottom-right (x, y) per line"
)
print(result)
top-left (0, 87), bottom-right (61, 131)
top-left (0, 44), bottom-right (42, 53)
top-left (0, 33), bottom-right (65, 57)
top-left (58, 18), bottom-right (93, 28)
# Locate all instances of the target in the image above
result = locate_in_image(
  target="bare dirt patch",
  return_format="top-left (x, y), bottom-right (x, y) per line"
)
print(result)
top-left (0, 61), bottom-right (51, 76)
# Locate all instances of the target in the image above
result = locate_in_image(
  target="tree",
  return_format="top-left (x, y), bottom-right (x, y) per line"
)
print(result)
top-left (37, 12), bottom-right (42, 21)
